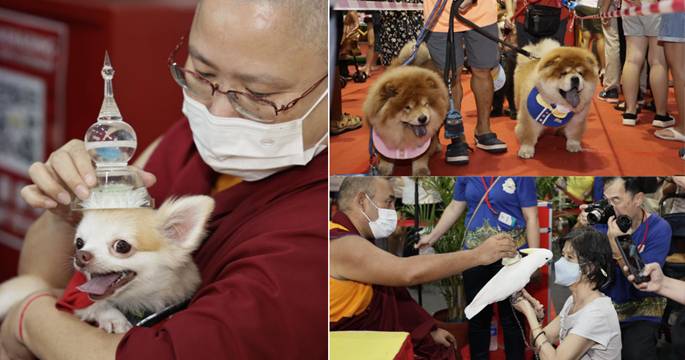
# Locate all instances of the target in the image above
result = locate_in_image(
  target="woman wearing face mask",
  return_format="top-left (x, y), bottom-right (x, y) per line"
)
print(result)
top-left (513, 227), bottom-right (621, 360)
top-left (416, 177), bottom-right (539, 360)
top-left (330, 177), bottom-right (519, 359)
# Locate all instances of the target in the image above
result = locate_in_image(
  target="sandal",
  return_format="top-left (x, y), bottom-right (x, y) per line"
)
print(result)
top-left (331, 113), bottom-right (362, 135)
top-left (655, 127), bottom-right (685, 143)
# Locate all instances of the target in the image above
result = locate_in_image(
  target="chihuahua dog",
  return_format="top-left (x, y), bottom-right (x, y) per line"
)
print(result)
top-left (0, 195), bottom-right (214, 334)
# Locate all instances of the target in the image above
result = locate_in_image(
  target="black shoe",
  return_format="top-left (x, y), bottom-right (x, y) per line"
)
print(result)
top-left (680, 147), bottom-right (685, 160)
top-left (622, 112), bottom-right (638, 126)
top-left (598, 88), bottom-right (619, 103)
top-left (445, 138), bottom-right (470, 165)
top-left (653, 113), bottom-right (676, 128)
top-left (474, 132), bottom-right (508, 153)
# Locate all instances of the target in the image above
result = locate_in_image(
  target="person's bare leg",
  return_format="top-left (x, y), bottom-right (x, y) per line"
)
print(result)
top-left (453, 65), bottom-right (464, 110)
top-left (471, 67), bottom-right (494, 135)
top-left (622, 36), bottom-right (649, 114)
top-left (596, 34), bottom-right (606, 70)
top-left (647, 36), bottom-right (669, 115)
top-left (360, 24), bottom-right (378, 75)
top-left (664, 42), bottom-right (685, 134)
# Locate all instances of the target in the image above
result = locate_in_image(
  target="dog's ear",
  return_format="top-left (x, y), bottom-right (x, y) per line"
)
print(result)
top-left (157, 195), bottom-right (215, 251)
top-left (539, 55), bottom-right (560, 70)
top-left (380, 81), bottom-right (398, 100)
top-left (425, 76), bottom-right (439, 89)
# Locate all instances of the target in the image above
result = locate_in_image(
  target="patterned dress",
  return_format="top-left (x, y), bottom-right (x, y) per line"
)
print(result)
top-left (375, 0), bottom-right (425, 65)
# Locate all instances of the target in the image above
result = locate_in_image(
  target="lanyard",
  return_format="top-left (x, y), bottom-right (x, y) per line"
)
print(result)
top-left (480, 176), bottom-right (498, 215)
top-left (636, 209), bottom-right (649, 253)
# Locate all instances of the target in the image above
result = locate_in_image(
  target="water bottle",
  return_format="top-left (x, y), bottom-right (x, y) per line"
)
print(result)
top-left (489, 320), bottom-right (498, 351)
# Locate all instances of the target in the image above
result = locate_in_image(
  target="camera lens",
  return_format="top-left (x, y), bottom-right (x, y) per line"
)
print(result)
top-left (587, 209), bottom-right (602, 224)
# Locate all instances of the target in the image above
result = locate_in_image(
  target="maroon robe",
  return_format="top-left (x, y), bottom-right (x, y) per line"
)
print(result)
top-left (56, 119), bottom-right (327, 359)
top-left (330, 212), bottom-right (456, 360)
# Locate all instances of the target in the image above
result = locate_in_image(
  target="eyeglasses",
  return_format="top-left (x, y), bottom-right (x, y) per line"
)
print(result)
top-left (168, 36), bottom-right (327, 122)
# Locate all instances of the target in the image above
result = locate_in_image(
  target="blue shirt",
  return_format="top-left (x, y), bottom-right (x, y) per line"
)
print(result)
top-left (595, 214), bottom-right (672, 323)
top-left (453, 177), bottom-right (537, 249)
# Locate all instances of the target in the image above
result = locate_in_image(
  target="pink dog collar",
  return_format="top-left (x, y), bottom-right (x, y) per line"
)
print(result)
top-left (371, 129), bottom-right (431, 159)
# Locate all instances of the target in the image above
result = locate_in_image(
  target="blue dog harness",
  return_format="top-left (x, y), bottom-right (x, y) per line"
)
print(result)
top-left (526, 87), bottom-right (574, 127)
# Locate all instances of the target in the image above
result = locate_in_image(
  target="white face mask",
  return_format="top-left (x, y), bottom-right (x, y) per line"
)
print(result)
top-left (554, 257), bottom-right (581, 287)
top-left (182, 89), bottom-right (328, 181)
top-left (360, 193), bottom-right (398, 239)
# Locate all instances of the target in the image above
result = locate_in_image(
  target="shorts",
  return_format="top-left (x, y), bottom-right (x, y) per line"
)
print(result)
top-left (622, 14), bottom-right (661, 37)
top-left (425, 23), bottom-right (500, 70)
top-left (659, 12), bottom-right (685, 42)
top-left (575, 5), bottom-right (602, 34)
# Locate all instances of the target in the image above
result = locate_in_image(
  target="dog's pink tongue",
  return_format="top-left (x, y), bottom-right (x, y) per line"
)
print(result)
top-left (77, 274), bottom-right (119, 295)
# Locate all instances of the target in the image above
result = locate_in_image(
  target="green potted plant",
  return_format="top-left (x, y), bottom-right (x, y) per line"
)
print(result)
top-left (401, 177), bottom-right (468, 348)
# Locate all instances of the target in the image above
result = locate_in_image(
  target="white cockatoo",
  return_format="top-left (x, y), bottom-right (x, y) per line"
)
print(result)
top-left (464, 248), bottom-right (553, 319)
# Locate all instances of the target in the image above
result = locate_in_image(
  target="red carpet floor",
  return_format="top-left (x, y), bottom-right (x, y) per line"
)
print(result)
top-left (331, 70), bottom-right (684, 176)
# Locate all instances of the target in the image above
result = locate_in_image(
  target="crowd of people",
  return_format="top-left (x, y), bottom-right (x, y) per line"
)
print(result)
top-left (330, 176), bottom-right (684, 359)
top-left (333, 0), bottom-right (685, 160)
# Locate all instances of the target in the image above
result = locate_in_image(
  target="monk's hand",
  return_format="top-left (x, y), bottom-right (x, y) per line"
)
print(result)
top-left (430, 328), bottom-right (457, 349)
top-left (20, 139), bottom-right (156, 224)
top-left (0, 295), bottom-right (38, 360)
top-left (626, 263), bottom-right (664, 292)
top-left (476, 234), bottom-right (517, 265)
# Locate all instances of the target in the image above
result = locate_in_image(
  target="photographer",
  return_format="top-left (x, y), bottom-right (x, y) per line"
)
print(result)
top-left (577, 177), bottom-right (672, 360)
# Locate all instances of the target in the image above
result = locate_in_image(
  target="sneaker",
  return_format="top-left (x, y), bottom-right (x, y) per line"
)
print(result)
top-left (598, 88), bottom-right (619, 103)
top-left (622, 112), bottom-right (638, 126)
top-left (445, 138), bottom-right (470, 165)
top-left (474, 132), bottom-right (508, 153)
top-left (680, 147), bottom-right (685, 160)
top-left (652, 113), bottom-right (676, 128)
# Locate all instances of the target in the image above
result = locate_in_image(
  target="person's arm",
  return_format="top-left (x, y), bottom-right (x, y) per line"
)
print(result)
top-left (331, 232), bottom-right (516, 287)
top-left (18, 295), bottom-right (122, 360)
top-left (522, 206), bottom-right (540, 248)
top-left (17, 138), bottom-right (161, 288)
top-left (416, 200), bottom-right (467, 248)
top-left (629, 263), bottom-right (685, 304)
top-left (515, 299), bottom-right (595, 360)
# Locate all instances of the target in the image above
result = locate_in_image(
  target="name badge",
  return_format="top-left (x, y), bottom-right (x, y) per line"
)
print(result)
top-left (498, 211), bottom-right (516, 227)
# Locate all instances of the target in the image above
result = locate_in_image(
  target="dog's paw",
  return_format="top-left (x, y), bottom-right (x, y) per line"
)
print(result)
top-left (566, 141), bottom-right (583, 153)
top-left (518, 145), bottom-right (535, 159)
top-left (95, 308), bottom-right (132, 334)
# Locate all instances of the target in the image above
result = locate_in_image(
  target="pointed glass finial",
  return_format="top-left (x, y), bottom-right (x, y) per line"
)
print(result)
top-left (97, 51), bottom-right (122, 121)
top-left (73, 50), bottom-right (153, 210)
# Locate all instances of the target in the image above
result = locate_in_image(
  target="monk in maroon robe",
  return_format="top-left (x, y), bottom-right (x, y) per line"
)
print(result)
top-left (53, 120), bottom-right (328, 358)
top-left (329, 177), bottom-right (517, 360)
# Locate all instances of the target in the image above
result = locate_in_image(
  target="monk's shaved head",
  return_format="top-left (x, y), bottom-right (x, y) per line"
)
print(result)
top-left (337, 177), bottom-right (389, 212)
top-left (195, 0), bottom-right (326, 57)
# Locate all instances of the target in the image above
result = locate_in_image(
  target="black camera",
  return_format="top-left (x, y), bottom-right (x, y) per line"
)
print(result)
top-left (585, 199), bottom-right (633, 231)
top-left (584, 199), bottom-right (615, 224)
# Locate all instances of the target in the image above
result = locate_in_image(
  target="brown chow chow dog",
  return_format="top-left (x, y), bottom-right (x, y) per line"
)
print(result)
top-left (515, 39), bottom-right (599, 159)
top-left (363, 43), bottom-right (448, 175)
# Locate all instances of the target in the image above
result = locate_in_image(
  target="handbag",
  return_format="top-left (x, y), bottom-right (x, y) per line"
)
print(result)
top-left (524, 2), bottom-right (562, 37)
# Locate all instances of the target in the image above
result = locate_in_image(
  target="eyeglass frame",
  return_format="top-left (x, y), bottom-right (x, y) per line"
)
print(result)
top-left (167, 36), bottom-right (328, 118)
